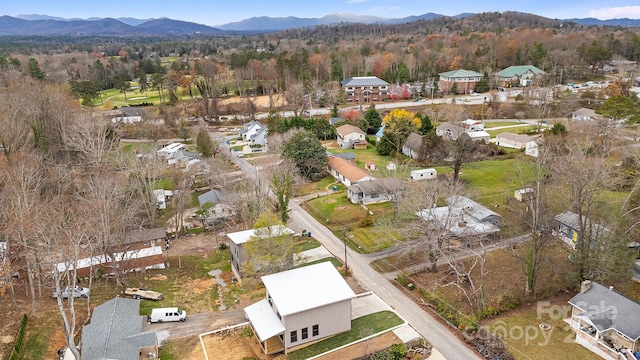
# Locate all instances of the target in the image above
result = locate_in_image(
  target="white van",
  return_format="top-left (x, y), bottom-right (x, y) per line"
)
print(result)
top-left (148, 307), bottom-right (186, 323)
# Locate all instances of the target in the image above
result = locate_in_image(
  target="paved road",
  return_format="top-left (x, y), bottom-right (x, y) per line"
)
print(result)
top-left (288, 199), bottom-right (481, 360)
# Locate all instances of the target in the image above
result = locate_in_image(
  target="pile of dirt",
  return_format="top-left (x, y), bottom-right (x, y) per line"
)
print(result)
top-left (183, 278), bottom-right (217, 295)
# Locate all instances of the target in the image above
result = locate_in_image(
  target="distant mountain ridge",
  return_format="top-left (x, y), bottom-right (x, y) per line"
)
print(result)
top-left (0, 16), bottom-right (224, 36)
top-left (1, 12), bottom-right (639, 36)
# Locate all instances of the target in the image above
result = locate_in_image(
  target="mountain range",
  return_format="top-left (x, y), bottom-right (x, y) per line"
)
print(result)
top-left (0, 12), bottom-right (638, 36)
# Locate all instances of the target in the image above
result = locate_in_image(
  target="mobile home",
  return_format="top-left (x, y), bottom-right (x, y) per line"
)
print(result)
top-left (410, 168), bottom-right (437, 181)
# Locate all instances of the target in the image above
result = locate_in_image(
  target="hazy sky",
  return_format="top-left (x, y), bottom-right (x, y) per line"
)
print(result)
top-left (4, 1), bottom-right (640, 26)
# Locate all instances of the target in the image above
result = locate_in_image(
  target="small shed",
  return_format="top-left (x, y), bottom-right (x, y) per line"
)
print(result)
top-left (514, 188), bottom-right (534, 202)
top-left (410, 168), bottom-right (437, 181)
top-left (365, 162), bottom-right (377, 170)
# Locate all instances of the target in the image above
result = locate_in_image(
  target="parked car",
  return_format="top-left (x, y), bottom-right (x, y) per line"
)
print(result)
top-left (124, 287), bottom-right (164, 300)
top-left (52, 285), bottom-right (90, 299)
top-left (148, 307), bottom-right (187, 323)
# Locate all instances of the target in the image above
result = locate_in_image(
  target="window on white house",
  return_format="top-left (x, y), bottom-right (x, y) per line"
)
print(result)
top-left (312, 324), bottom-right (319, 336)
top-left (291, 330), bottom-right (298, 343)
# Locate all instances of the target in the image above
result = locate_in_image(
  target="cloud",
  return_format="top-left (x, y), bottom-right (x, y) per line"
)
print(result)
top-left (587, 6), bottom-right (640, 20)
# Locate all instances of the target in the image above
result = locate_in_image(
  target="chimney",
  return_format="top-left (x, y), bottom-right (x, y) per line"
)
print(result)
top-left (581, 280), bottom-right (592, 293)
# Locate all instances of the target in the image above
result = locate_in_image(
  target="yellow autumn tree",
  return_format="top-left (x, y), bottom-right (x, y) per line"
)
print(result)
top-left (379, 109), bottom-right (422, 155)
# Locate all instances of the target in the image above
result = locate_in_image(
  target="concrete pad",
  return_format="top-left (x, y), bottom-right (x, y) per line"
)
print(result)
top-left (392, 324), bottom-right (421, 343)
top-left (351, 292), bottom-right (392, 319)
top-left (294, 246), bottom-right (333, 265)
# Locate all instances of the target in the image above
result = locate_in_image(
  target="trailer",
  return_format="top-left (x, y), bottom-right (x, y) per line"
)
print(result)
top-left (410, 168), bottom-right (437, 181)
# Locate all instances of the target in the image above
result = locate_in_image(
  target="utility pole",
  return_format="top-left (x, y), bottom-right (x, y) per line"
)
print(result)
top-left (342, 228), bottom-right (349, 271)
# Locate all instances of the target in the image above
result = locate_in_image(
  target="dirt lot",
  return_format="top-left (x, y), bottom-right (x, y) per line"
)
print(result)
top-left (219, 94), bottom-right (286, 109)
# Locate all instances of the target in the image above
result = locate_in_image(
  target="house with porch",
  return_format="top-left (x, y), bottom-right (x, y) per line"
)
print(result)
top-left (341, 76), bottom-right (390, 103)
top-left (82, 298), bottom-right (158, 360)
top-left (336, 124), bottom-right (367, 149)
top-left (525, 138), bottom-right (543, 157)
top-left (326, 156), bottom-right (375, 186)
top-left (347, 178), bottom-right (404, 205)
top-left (244, 261), bottom-right (356, 355)
top-left (438, 69), bottom-right (483, 94)
top-left (402, 132), bottom-right (423, 159)
top-left (495, 65), bottom-right (545, 88)
top-left (227, 225), bottom-right (295, 285)
top-left (567, 280), bottom-right (640, 360)
top-left (554, 211), bottom-right (613, 249)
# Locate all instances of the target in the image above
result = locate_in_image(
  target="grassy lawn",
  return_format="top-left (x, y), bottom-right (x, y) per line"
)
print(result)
top-left (294, 237), bottom-right (322, 252)
top-left (296, 175), bottom-right (339, 196)
top-left (305, 193), bottom-right (398, 253)
top-left (483, 121), bottom-right (523, 128)
top-left (331, 146), bottom-right (391, 169)
top-left (482, 298), bottom-right (600, 360)
top-left (287, 311), bottom-right (404, 360)
top-left (487, 125), bottom-right (538, 136)
top-left (458, 157), bottom-right (536, 207)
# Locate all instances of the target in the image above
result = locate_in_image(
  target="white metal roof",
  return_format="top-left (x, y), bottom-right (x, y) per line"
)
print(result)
top-left (261, 261), bottom-right (355, 317)
top-left (226, 225), bottom-right (295, 245)
top-left (244, 299), bottom-right (286, 342)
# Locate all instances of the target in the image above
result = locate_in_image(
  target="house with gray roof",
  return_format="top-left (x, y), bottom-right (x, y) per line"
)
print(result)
top-left (244, 261), bottom-right (356, 355)
top-left (568, 280), bottom-right (640, 360)
top-left (436, 123), bottom-right (467, 140)
top-left (572, 108), bottom-right (605, 122)
top-left (438, 69), bottom-right (483, 94)
top-left (82, 298), bottom-right (157, 360)
top-left (402, 132), bottom-right (423, 159)
top-left (416, 195), bottom-right (502, 240)
top-left (347, 178), bottom-right (404, 205)
top-left (495, 65), bottom-right (545, 88)
top-left (554, 210), bottom-right (611, 249)
top-left (495, 132), bottom-right (533, 149)
top-left (340, 76), bottom-right (390, 103)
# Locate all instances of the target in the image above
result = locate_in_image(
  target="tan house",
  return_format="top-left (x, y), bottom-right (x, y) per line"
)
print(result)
top-left (568, 280), bottom-right (640, 360)
top-left (336, 124), bottom-right (367, 149)
top-left (327, 155), bottom-right (375, 186)
top-left (340, 76), bottom-right (390, 103)
top-left (244, 262), bottom-right (356, 355)
top-left (438, 69), bottom-right (483, 94)
top-left (495, 132), bottom-right (533, 149)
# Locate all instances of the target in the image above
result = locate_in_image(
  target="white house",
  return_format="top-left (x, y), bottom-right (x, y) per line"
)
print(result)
top-left (241, 121), bottom-right (267, 145)
top-left (336, 124), bottom-right (366, 149)
top-left (468, 131), bottom-right (490, 144)
top-left (462, 119), bottom-right (484, 131)
top-left (244, 262), bottom-right (356, 355)
top-left (326, 156), bottom-right (375, 186)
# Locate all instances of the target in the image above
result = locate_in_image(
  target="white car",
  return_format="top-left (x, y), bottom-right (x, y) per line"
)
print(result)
top-left (53, 285), bottom-right (90, 299)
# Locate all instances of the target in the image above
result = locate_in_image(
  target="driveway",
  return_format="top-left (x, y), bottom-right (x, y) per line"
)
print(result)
top-left (143, 309), bottom-right (246, 343)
